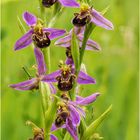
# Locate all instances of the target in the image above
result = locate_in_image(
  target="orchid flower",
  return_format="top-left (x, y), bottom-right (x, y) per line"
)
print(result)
top-left (10, 47), bottom-right (59, 93)
top-left (42, 63), bottom-right (96, 91)
top-left (42, 0), bottom-right (80, 8)
top-left (55, 26), bottom-right (101, 52)
top-left (55, 26), bottom-right (101, 65)
top-left (72, 3), bottom-right (114, 30)
top-left (52, 93), bottom-right (100, 140)
top-left (14, 11), bottom-right (66, 51)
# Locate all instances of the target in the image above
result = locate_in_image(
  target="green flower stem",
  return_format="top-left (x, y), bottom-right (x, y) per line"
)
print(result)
top-left (44, 97), bottom-right (58, 140)
top-left (70, 24), bottom-right (95, 101)
top-left (40, 82), bottom-right (49, 117)
top-left (52, 2), bottom-right (61, 16)
top-left (79, 118), bottom-right (87, 139)
top-left (70, 30), bottom-right (80, 101)
top-left (40, 82), bottom-right (51, 109)
top-left (42, 48), bottom-right (51, 74)
top-left (38, 0), bottom-right (45, 21)
top-left (69, 82), bottom-right (76, 101)
top-left (40, 81), bottom-right (52, 140)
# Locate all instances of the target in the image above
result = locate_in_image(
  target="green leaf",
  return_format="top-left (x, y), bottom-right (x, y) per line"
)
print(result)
top-left (79, 118), bottom-right (87, 139)
top-left (81, 105), bottom-right (112, 140)
top-left (79, 23), bottom-right (96, 65)
top-left (53, 2), bottom-right (61, 16)
top-left (40, 82), bottom-right (51, 116)
top-left (71, 29), bottom-right (80, 74)
top-left (38, 0), bottom-right (45, 19)
top-left (42, 48), bottom-right (51, 73)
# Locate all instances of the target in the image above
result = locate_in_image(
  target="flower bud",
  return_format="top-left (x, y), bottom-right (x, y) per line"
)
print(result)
top-left (32, 32), bottom-right (51, 48)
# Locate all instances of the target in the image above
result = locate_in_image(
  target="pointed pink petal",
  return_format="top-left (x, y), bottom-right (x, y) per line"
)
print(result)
top-left (77, 71), bottom-right (96, 84)
top-left (51, 123), bottom-right (66, 131)
top-left (43, 28), bottom-right (66, 40)
top-left (34, 47), bottom-right (47, 75)
top-left (55, 34), bottom-right (71, 48)
top-left (50, 135), bottom-right (58, 140)
top-left (68, 105), bottom-right (80, 126)
top-left (90, 8), bottom-right (114, 30)
top-left (14, 29), bottom-right (33, 51)
top-left (23, 11), bottom-right (37, 26)
top-left (59, 0), bottom-right (80, 7)
top-left (66, 119), bottom-right (79, 140)
top-left (65, 58), bottom-right (74, 65)
top-left (70, 101), bottom-right (86, 117)
top-left (76, 93), bottom-right (100, 105)
top-left (76, 95), bottom-right (84, 101)
top-left (9, 78), bottom-right (38, 91)
top-left (78, 35), bottom-right (101, 51)
top-left (42, 70), bottom-right (61, 83)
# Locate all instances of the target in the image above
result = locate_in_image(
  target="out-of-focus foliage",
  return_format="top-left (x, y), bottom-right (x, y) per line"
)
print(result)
top-left (1, 0), bottom-right (139, 140)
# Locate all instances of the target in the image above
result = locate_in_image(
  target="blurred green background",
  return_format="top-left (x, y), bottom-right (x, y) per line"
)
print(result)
top-left (1, 0), bottom-right (139, 140)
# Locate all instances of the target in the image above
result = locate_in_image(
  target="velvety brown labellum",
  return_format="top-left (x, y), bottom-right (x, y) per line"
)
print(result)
top-left (55, 116), bottom-right (65, 127)
top-left (32, 32), bottom-right (51, 48)
top-left (42, 0), bottom-right (57, 7)
top-left (56, 74), bottom-right (76, 91)
top-left (55, 111), bottom-right (69, 127)
top-left (34, 135), bottom-right (44, 140)
top-left (60, 111), bottom-right (69, 120)
top-left (72, 13), bottom-right (90, 27)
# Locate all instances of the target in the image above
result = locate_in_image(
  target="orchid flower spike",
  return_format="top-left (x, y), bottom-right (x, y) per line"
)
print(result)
top-left (14, 11), bottom-right (66, 51)
top-left (72, 3), bottom-right (114, 30)
top-left (42, 0), bottom-right (80, 8)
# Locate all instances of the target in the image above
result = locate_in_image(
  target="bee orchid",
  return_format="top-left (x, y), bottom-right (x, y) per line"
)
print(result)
top-left (14, 11), bottom-right (66, 50)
